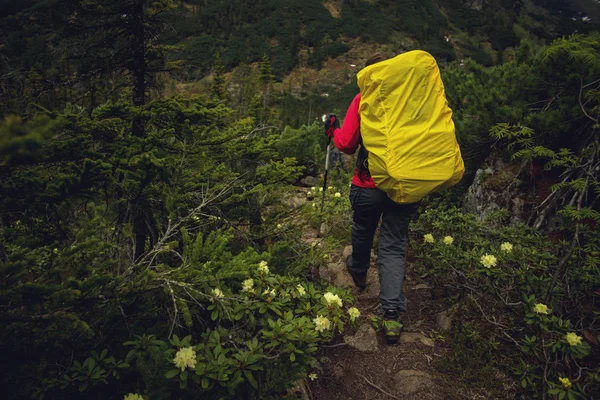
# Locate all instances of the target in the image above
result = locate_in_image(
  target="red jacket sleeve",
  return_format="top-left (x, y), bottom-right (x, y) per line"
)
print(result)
top-left (333, 94), bottom-right (361, 154)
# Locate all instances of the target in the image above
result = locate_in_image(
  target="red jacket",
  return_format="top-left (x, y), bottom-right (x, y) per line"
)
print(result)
top-left (331, 94), bottom-right (377, 189)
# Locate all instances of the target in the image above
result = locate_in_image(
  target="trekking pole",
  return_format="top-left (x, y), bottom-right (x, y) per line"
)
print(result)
top-left (320, 136), bottom-right (332, 214)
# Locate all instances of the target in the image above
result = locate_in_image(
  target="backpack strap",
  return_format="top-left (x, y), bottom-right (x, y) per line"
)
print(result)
top-left (356, 137), bottom-right (370, 179)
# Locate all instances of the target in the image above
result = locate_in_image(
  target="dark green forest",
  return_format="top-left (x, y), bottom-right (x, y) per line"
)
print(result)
top-left (1, 0), bottom-right (599, 399)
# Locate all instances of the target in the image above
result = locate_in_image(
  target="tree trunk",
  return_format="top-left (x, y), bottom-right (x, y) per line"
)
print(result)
top-left (131, 0), bottom-right (145, 138)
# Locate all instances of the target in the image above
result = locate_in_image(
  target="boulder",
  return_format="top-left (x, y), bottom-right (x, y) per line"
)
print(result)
top-left (399, 333), bottom-right (435, 347)
top-left (394, 370), bottom-right (434, 395)
top-left (300, 176), bottom-right (319, 187)
top-left (344, 324), bottom-right (379, 353)
top-left (342, 245), bottom-right (352, 260)
top-left (463, 155), bottom-right (528, 227)
top-left (435, 310), bottom-right (452, 331)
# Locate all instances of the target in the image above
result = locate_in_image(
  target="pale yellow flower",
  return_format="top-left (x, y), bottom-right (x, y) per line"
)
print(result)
top-left (443, 236), bottom-right (454, 245)
top-left (313, 315), bottom-right (331, 332)
top-left (258, 260), bottom-right (269, 274)
top-left (242, 278), bottom-right (254, 292)
top-left (312, 203), bottom-right (317, 208)
top-left (124, 394), bottom-right (144, 400)
top-left (53, 248), bottom-right (59, 254)
top-left (323, 254), bottom-right (329, 259)
top-left (319, 187), bottom-right (323, 192)
top-left (311, 241), bottom-right (317, 247)
top-left (277, 223), bottom-right (283, 229)
top-left (423, 234), bottom-right (434, 244)
top-left (308, 373), bottom-right (318, 381)
top-left (311, 187), bottom-right (317, 191)
top-left (480, 254), bottom-right (497, 268)
top-left (323, 292), bottom-right (343, 307)
top-left (533, 303), bottom-right (549, 314)
top-left (328, 186), bottom-right (333, 190)
top-left (296, 284), bottom-right (306, 296)
top-left (334, 192), bottom-right (341, 198)
top-left (559, 377), bottom-right (572, 390)
top-left (213, 288), bottom-right (224, 299)
top-left (565, 332), bottom-right (582, 346)
top-left (501, 242), bottom-right (513, 252)
top-left (348, 307), bottom-right (360, 321)
top-left (173, 347), bottom-right (196, 371)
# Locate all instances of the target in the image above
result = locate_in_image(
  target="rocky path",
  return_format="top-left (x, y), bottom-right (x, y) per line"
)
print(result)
top-left (303, 243), bottom-right (454, 400)
top-left (286, 186), bottom-right (464, 400)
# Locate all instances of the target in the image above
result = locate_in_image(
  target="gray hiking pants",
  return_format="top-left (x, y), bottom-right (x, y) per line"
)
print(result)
top-left (347, 185), bottom-right (418, 313)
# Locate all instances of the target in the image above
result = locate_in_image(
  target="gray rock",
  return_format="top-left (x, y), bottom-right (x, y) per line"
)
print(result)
top-left (344, 324), bottom-right (379, 353)
top-left (435, 310), bottom-right (452, 331)
top-left (399, 333), bottom-right (435, 347)
top-left (327, 262), bottom-right (345, 273)
top-left (319, 222), bottom-right (329, 236)
top-left (343, 245), bottom-right (352, 260)
top-left (462, 154), bottom-right (529, 227)
top-left (413, 283), bottom-right (432, 290)
top-left (318, 265), bottom-right (335, 283)
top-left (300, 176), bottom-right (319, 187)
top-left (394, 370), bottom-right (434, 395)
top-left (334, 272), bottom-right (354, 289)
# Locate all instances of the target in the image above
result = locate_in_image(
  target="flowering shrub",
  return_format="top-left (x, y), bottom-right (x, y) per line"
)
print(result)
top-left (45, 256), bottom-right (358, 399)
top-left (413, 205), bottom-right (598, 398)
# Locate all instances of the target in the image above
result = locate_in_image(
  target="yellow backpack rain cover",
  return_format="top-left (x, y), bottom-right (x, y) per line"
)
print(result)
top-left (357, 50), bottom-right (464, 203)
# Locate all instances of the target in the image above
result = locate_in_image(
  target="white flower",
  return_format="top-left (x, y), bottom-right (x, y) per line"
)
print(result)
top-left (334, 192), bottom-right (341, 198)
top-left (501, 242), bottom-right (513, 253)
top-left (443, 236), bottom-right (454, 245)
top-left (533, 303), bottom-right (549, 315)
top-left (296, 284), bottom-right (306, 296)
top-left (308, 373), bottom-right (318, 381)
top-left (242, 278), bottom-right (254, 292)
top-left (480, 254), bottom-right (497, 268)
top-left (313, 315), bottom-right (331, 332)
top-left (565, 332), bottom-right (582, 346)
top-left (124, 394), bottom-right (144, 400)
top-left (323, 292), bottom-right (343, 307)
top-left (258, 261), bottom-right (269, 274)
top-left (423, 234), bottom-right (434, 243)
top-left (173, 347), bottom-right (196, 371)
top-left (348, 307), bottom-right (360, 321)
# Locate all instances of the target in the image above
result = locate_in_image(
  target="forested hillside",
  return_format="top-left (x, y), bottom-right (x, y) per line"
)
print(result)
top-left (1, 1), bottom-right (599, 399)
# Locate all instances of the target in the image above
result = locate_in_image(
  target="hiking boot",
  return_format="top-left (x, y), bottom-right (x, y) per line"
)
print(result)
top-left (383, 309), bottom-right (403, 344)
top-left (346, 255), bottom-right (366, 290)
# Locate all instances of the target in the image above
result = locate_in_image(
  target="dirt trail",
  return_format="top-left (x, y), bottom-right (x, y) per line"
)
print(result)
top-left (305, 243), bottom-right (455, 400)
top-left (286, 185), bottom-right (459, 400)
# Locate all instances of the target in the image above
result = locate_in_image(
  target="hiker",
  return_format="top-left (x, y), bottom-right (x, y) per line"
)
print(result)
top-left (324, 52), bottom-right (464, 344)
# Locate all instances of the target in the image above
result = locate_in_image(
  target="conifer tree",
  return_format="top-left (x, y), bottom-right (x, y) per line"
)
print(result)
top-left (259, 53), bottom-right (275, 124)
top-left (210, 52), bottom-right (226, 101)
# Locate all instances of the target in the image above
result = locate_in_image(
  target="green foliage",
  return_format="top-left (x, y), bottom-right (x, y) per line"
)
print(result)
top-left (0, 96), bottom-right (312, 399)
top-left (412, 205), bottom-right (599, 397)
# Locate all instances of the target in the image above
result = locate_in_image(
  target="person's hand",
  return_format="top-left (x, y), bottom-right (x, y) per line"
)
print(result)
top-left (324, 113), bottom-right (339, 137)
